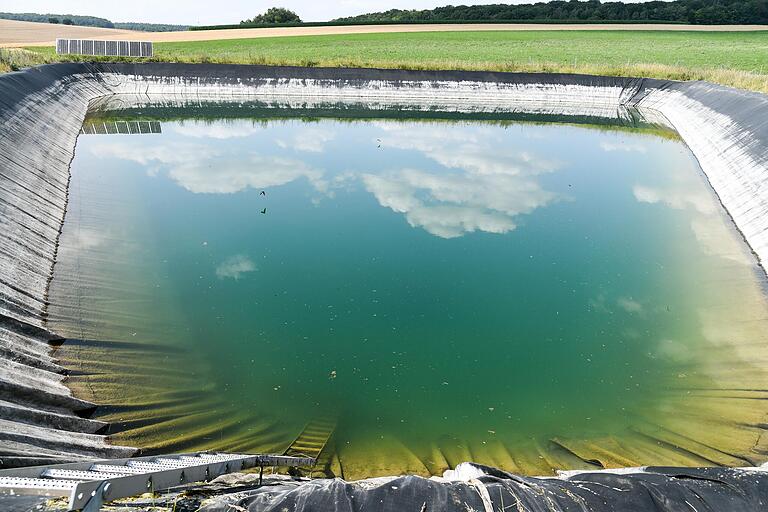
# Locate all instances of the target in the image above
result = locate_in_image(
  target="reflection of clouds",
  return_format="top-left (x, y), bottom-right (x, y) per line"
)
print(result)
top-left (90, 141), bottom-right (326, 195)
top-left (376, 122), bottom-right (560, 176)
top-left (688, 217), bottom-right (752, 265)
top-left (633, 184), bottom-right (717, 216)
top-left (600, 141), bottom-right (647, 153)
top-left (590, 295), bottom-right (643, 315)
top-left (276, 127), bottom-right (336, 153)
top-left (91, 142), bottom-right (216, 166)
top-left (171, 121), bottom-right (265, 140)
top-left (169, 154), bottom-right (325, 194)
top-left (363, 169), bottom-right (555, 238)
top-left (363, 124), bottom-right (561, 238)
top-left (617, 297), bottom-right (643, 313)
top-left (656, 338), bottom-right (693, 363)
top-left (634, 177), bottom-right (752, 265)
top-left (216, 255), bottom-right (256, 280)
top-left (71, 227), bottom-right (107, 251)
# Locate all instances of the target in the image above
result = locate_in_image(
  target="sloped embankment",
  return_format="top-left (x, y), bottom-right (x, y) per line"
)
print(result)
top-left (0, 64), bottom-right (136, 466)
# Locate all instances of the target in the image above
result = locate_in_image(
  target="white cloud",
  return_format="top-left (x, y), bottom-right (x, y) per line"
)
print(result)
top-left (168, 154), bottom-right (325, 194)
top-left (361, 123), bottom-right (561, 238)
top-left (171, 121), bottom-right (265, 140)
top-left (617, 297), bottom-right (643, 313)
top-left (91, 121), bottom-right (560, 238)
top-left (375, 122), bottom-right (560, 176)
top-left (90, 141), bottom-right (326, 195)
top-left (689, 216), bottom-right (753, 265)
top-left (90, 141), bottom-right (216, 166)
top-left (633, 184), bottom-right (718, 215)
top-left (362, 168), bottom-right (555, 238)
top-left (656, 338), bottom-right (693, 363)
top-left (216, 254), bottom-right (256, 280)
top-left (276, 127), bottom-right (336, 153)
top-left (600, 141), bottom-right (647, 153)
top-left (633, 173), bottom-right (754, 265)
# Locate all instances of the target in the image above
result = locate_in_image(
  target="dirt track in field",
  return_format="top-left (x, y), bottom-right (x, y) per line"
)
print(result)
top-left (2, 17), bottom-right (766, 47)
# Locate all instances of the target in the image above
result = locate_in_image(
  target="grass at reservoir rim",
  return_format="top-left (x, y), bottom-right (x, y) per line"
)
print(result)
top-left (3, 30), bottom-right (768, 92)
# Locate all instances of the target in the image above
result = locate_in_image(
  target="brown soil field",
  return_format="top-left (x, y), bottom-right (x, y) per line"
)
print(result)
top-left (0, 19), bottom-right (135, 46)
top-left (1, 18), bottom-right (766, 48)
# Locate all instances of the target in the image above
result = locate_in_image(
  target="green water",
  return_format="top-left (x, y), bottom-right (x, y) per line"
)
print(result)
top-left (51, 111), bottom-right (768, 472)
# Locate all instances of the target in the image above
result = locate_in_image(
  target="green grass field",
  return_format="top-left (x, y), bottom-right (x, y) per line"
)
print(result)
top-left (12, 30), bottom-right (768, 91)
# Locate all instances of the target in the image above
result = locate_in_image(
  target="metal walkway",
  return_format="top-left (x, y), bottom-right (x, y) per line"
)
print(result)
top-left (0, 451), bottom-right (314, 511)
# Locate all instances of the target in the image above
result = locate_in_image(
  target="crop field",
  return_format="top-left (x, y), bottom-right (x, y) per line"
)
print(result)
top-left (10, 29), bottom-right (768, 91)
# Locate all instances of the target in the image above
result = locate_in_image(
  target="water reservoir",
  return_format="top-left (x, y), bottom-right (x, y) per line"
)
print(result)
top-left (45, 104), bottom-right (768, 478)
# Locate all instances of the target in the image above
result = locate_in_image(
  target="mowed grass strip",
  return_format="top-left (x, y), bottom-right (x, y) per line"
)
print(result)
top-left (19, 30), bottom-right (768, 91)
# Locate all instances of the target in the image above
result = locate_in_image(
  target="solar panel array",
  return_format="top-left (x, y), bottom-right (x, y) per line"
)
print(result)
top-left (80, 120), bottom-right (162, 135)
top-left (56, 39), bottom-right (153, 57)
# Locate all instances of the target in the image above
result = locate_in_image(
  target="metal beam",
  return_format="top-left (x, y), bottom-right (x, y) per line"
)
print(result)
top-left (0, 452), bottom-right (315, 511)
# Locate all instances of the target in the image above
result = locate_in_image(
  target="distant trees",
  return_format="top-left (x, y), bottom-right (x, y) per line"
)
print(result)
top-left (0, 12), bottom-right (188, 31)
top-left (334, 0), bottom-right (768, 25)
top-left (113, 22), bottom-right (189, 31)
top-left (241, 7), bottom-right (302, 25)
top-left (1, 12), bottom-right (115, 28)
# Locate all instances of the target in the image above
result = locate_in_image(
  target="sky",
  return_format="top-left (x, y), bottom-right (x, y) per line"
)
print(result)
top-left (0, 0), bottom-right (650, 25)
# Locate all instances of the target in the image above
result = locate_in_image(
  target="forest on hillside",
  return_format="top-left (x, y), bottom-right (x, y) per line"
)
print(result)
top-left (334, 0), bottom-right (768, 25)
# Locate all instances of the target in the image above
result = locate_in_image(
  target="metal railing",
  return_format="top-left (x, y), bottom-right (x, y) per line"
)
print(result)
top-left (0, 451), bottom-right (314, 511)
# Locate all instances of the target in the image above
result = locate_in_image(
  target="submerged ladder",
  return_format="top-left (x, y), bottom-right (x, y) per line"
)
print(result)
top-left (0, 451), bottom-right (314, 511)
top-left (284, 417), bottom-right (336, 460)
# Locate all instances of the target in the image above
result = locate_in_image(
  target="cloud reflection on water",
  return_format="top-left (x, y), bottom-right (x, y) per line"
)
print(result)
top-left (276, 127), bottom-right (336, 153)
top-left (171, 121), bottom-right (266, 140)
top-left (633, 174), bottom-right (752, 265)
top-left (91, 141), bottom-right (327, 195)
top-left (361, 122), bottom-right (562, 238)
top-left (216, 254), bottom-right (257, 280)
top-left (168, 154), bottom-right (326, 194)
top-left (92, 119), bottom-right (563, 238)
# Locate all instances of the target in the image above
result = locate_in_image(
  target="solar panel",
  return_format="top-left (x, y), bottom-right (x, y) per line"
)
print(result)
top-left (79, 120), bottom-right (163, 135)
top-left (55, 39), bottom-right (153, 57)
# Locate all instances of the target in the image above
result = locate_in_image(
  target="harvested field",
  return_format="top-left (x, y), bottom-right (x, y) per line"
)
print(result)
top-left (1, 18), bottom-right (767, 47)
top-left (0, 19), bottom-right (135, 46)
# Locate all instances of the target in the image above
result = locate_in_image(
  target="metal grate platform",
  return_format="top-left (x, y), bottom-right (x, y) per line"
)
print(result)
top-left (0, 452), bottom-right (314, 511)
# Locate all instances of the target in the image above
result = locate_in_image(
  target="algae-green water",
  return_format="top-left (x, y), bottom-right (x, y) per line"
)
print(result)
top-left (49, 111), bottom-right (768, 474)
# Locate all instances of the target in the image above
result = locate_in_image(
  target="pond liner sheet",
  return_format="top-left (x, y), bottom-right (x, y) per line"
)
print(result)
top-left (198, 464), bottom-right (768, 512)
top-left (1, 63), bottom-right (768, 506)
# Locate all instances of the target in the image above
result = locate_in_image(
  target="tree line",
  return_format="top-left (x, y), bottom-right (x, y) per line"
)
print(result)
top-left (333, 0), bottom-right (768, 25)
top-left (0, 12), bottom-right (188, 31)
top-left (0, 12), bottom-right (114, 27)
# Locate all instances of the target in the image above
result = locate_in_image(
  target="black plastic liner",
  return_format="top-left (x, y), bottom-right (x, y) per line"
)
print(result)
top-left (200, 464), bottom-right (768, 512)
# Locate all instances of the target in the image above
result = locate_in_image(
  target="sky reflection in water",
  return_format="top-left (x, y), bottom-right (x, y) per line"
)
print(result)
top-left (52, 115), bottom-right (768, 467)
